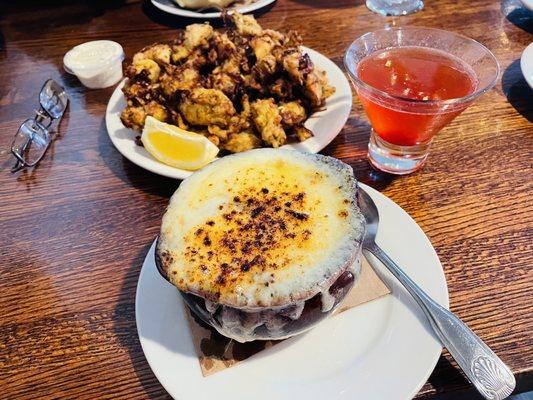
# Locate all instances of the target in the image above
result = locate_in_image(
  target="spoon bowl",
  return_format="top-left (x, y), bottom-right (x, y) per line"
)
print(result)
top-left (357, 185), bottom-right (380, 247)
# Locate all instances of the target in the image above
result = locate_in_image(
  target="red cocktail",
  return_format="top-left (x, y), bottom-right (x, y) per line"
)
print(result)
top-left (345, 28), bottom-right (499, 174)
top-left (357, 47), bottom-right (478, 146)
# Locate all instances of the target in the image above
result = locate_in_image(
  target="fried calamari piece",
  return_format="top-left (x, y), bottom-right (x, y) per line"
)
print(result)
top-left (229, 13), bottom-right (263, 36)
top-left (207, 125), bottom-right (229, 141)
top-left (317, 68), bottom-right (336, 98)
top-left (217, 94), bottom-right (254, 135)
top-left (268, 78), bottom-right (293, 100)
top-left (304, 70), bottom-right (326, 108)
top-left (121, 106), bottom-right (146, 131)
top-left (206, 134), bottom-right (220, 147)
top-left (172, 23), bottom-right (214, 63)
top-left (254, 55), bottom-right (278, 80)
top-left (144, 101), bottom-right (168, 122)
top-left (169, 110), bottom-right (189, 130)
top-left (179, 88), bottom-right (236, 126)
top-left (250, 36), bottom-right (275, 61)
top-left (212, 32), bottom-right (237, 60)
top-left (220, 55), bottom-right (241, 75)
top-left (120, 101), bottom-right (169, 131)
top-left (251, 33), bottom-right (278, 60)
top-left (263, 29), bottom-right (286, 45)
top-left (184, 23), bottom-right (214, 50)
top-left (172, 45), bottom-right (190, 64)
top-left (208, 72), bottom-right (239, 97)
top-left (281, 50), bottom-right (304, 84)
top-left (278, 101), bottom-right (307, 126)
top-left (240, 94), bottom-right (252, 120)
top-left (209, 57), bottom-right (242, 97)
top-left (282, 50), bottom-right (333, 109)
top-left (184, 49), bottom-right (209, 69)
top-left (122, 81), bottom-right (161, 106)
top-left (242, 73), bottom-right (262, 92)
top-left (293, 125), bottom-right (313, 142)
top-left (284, 30), bottom-right (303, 48)
top-left (160, 66), bottom-right (201, 97)
top-left (127, 59), bottom-right (161, 83)
top-left (133, 43), bottom-right (172, 65)
top-left (251, 99), bottom-right (286, 148)
top-left (249, 30), bottom-right (287, 80)
top-left (223, 132), bottom-right (262, 153)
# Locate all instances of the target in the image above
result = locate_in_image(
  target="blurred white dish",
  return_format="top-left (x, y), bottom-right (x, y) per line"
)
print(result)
top-left (136, 183), bottom-right (449, 400)
top-left (151, 0), bottom-right (275, 19)
top-left (176, 0), bottom-right (234, 8)
top-left (105, 47), bottom-right (352, 180)
top-left (521, 42), bottom-right (533, 89)
top-left (520, 0), bottom-right (533, 11)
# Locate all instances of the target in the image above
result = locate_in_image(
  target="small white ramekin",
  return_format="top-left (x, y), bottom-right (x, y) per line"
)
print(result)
top-left (64, 40), bottom-right (124, 89)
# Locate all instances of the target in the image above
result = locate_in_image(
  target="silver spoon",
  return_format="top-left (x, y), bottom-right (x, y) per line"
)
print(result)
top-left (357, 187), bottom-right (516, 400)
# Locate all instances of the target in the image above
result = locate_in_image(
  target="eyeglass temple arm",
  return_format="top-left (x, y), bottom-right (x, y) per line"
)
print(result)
top-left (11, 132), bottom-right (34, 171)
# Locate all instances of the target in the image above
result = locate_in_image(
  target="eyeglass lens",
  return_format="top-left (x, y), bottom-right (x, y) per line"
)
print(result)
top-left (12, 119), bottom-right (51, 166)
top-left (40, 79), bottom-right (68, 119)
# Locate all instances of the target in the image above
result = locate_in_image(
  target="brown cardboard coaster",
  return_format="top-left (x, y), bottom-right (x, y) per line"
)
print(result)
top-left (185, 257), bottom-right (389, 377)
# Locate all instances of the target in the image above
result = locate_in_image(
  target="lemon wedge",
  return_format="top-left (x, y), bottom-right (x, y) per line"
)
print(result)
top-left (141, 116), bottom-right (219, 171)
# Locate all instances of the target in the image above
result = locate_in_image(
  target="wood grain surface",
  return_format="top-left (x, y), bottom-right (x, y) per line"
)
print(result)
top-left (0, 0), bottom-right (532, 399)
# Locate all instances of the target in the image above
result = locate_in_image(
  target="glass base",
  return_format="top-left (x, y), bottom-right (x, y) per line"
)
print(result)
top-left (366, 0), bottom-right (424, 16)
top-left (368, 131), bottom-right (430, 175)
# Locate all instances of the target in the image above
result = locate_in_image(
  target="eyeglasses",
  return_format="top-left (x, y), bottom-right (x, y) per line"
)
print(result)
top-left (11, 79), bottom-right (69, 173)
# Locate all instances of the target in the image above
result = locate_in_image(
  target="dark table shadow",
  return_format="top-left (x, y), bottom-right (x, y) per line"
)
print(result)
top-left (143, 0), bottom-right (276, 29)
top-left (422, 356), bottom-right (533, 399)
top-left (359, 168), bottom-right (398, 191)
top-left (112, 243), bottom-right (173, 400)
top-left (424, 355), bottom-right (480, 399)
top-left (502, 59), bottom-right (533, 123)
top-left (0, 26), bottom-right (5, 52)
top-left (320, 114), bottom-right (399, 192)
top-left (501, 0), bottom-right (533, 34)
top-left (1, 0), bottom-right (134, 37)
top-left (97, 119), bottom-right (179, 199)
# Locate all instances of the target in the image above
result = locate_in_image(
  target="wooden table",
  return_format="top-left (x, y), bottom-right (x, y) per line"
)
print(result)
top-left (1, 0), bottom-right (531, 398)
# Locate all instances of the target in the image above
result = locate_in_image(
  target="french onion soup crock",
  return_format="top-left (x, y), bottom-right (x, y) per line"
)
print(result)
top-left (156, 149), bottom-right (365, 342)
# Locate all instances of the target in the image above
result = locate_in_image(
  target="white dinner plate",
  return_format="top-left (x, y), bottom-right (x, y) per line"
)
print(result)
top-left (151, 0), bottom-right (275, 19)
top-left (521, 42), bottom-right (533, 89)
top-left (136, 183), bottom-right (449, 400)
top-left (105, 46), bottom-right (352, 180)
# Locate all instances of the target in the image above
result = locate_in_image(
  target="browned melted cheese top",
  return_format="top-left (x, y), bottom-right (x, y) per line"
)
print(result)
top-left (184, 187), bottom-right (319, 297)
top-left (158, 150), bottom-right (363, 309)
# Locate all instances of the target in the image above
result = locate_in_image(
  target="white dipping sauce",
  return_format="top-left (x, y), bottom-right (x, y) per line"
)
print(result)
top-left (63, 40), bottom-right (124, 89)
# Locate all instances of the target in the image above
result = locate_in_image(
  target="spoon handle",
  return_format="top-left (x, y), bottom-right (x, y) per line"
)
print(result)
top-left (364, 244), bottom-right (516, 400)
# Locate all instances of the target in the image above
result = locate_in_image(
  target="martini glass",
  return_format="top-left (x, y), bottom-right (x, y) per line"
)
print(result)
top-left (344, 27), bottom-right (500, 175)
